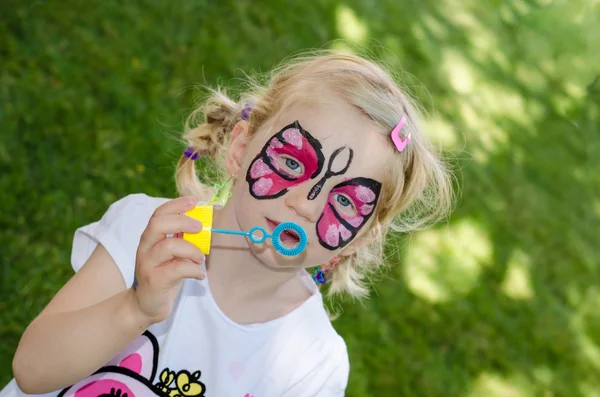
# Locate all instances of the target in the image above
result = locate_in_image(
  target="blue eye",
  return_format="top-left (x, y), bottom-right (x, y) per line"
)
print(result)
top-left (285, 158), bottom-right (302, 174)
top-left (334, 193), bottom-right (351, 207)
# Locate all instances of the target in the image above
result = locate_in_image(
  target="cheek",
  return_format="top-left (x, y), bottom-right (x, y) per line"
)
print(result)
top-left (316, 203), bottom-right (355, 250)
top-left (247, 157), bottom-right (294, 198)
top-left (249, 158), bottom-right (273, 178)
top-left (346, 215), bottom-right (364, 227)
top-left (248, 159), bottom-right (279, 196)
top-left (247, 157), bottom-right (315, 199)
top-left (360, 204), bottom-right (374, 216)
top-left (317, 209), bottom-right (340, 247)
top-left (251, 177), bottom-right (275, 196)
top-left (315, 189), bottom-right (376, 250)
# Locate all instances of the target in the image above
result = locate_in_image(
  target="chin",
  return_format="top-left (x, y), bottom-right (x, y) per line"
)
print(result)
top-left (247, 242), bottom-right (310, 269)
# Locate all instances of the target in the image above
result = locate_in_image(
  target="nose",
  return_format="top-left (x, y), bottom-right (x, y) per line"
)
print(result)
top-left (284, 183), bottom-right (323, 223)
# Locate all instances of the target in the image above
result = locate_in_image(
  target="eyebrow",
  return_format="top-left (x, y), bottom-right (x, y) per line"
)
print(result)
top-left (319, 133), bottom-right (335, 142)
top-left (292, 120), bottom-right (336, 142)
top-left (292, 120), bottom-right (308, 135)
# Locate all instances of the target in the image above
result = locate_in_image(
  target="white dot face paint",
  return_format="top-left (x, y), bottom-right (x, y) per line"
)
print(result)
top-left (252, 177), bottom-right (274, 196)
top-left (282, 128), bottom-right (303, 149)
top-left (250, 159), bottom-right (273, 178)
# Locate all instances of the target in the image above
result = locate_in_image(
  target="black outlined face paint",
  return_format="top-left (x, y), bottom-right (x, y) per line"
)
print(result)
top-left (307, 146), bottom-right (354, 200)
top-left (246, 121), bottom-right (325, 199)
top-left (315, 177), bottom-right (381, 250)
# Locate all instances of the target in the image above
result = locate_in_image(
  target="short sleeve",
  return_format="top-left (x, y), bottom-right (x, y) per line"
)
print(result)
top-left (70, 193), bottom-right (166, 289)
top-left (322, 341), bottom-right (350, 396)
top-left (283, 335), bottom-right (350, 397)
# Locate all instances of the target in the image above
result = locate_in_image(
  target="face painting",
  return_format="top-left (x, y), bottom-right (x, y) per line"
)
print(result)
top-left (246, 121), bottom-right (325, 199)
top-left (316, 177), bottom-right (381, 250)
top-left (307, 146), bottom-right (354, 201)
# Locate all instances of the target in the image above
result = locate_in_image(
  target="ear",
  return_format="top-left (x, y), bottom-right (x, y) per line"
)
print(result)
top-left (225, 121), bottom-right (250, 176)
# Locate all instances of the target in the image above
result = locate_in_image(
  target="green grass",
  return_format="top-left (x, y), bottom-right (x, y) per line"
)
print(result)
top-left (1, 0), bottom-right (599, 396)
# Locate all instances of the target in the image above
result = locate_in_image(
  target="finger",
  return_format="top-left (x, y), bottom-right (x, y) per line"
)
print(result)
top-left (150, 238), bottom-right (205, 267)
top-left (140, 213), bottom-right (203, 252)
top-left (154, 196), bottom-right (198, 217)
top-left (158, 259), bottom-right (206, 285)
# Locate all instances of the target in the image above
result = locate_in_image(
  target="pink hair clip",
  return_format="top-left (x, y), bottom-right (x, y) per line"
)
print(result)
top-left (390, 116), bottom-right (410, 152)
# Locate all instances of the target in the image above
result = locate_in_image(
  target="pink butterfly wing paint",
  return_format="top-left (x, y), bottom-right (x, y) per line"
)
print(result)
top-left (246, 121), bottom-right (324, 199)
top-left (316, 177), bottom-right (381, 250)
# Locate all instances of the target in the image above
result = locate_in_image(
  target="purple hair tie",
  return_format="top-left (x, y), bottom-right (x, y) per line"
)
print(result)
top-left (183, 146), bottom-right (200, 160)
top-left (241, 104), bottom-right (253, 121)
top-left (185, 105), bottom-right (251, 160)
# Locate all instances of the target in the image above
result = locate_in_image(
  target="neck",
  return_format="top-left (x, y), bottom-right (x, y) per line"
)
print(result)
top-left (205, 199), bottom-right (307, 300)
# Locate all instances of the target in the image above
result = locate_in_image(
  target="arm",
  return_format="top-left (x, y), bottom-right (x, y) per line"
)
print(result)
top-left (12, 195), bottom-right (204, 394)
top-left (12, 244), bottom-right (152, 394)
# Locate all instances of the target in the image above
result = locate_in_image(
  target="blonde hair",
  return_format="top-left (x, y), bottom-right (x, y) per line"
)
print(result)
top-left (175, 50), bottom-right (454, 299)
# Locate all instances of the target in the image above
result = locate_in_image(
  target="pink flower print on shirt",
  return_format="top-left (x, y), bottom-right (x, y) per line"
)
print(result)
top-left (229, 361), bottom-right (244, 381)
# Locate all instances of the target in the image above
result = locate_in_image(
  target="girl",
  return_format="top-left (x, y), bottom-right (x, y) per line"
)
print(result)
top-left (2, 51), bottom-right (452, 397)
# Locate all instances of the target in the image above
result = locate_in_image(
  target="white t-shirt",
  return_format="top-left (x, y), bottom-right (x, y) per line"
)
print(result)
top-left (1, 193), bottom-right (349, 397)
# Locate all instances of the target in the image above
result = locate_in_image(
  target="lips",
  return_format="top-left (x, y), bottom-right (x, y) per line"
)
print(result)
top-left (266, 218), bottom-right (300, 246)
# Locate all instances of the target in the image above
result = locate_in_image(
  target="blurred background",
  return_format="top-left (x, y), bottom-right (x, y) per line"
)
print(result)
top-left (1, 0), bottom-right (599, 396)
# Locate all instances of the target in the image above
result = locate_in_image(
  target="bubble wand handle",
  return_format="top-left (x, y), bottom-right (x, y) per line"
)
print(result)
top-left (210, 228), bottom-right (251, 237)
top-left (211, 226), bottom-right (273, 245)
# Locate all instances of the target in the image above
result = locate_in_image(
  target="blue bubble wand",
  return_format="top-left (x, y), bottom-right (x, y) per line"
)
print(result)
top-left (211, 223), bottom-right (307, 257)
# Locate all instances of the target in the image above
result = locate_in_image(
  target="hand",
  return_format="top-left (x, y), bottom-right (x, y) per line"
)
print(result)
top-left (132, 196), bottom-right (204, 324)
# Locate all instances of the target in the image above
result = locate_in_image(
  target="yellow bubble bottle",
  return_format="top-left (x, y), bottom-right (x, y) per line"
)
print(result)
top-left (183, 204), bottom-right (215, 254)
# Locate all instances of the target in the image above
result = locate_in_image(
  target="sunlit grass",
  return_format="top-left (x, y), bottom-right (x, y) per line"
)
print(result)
top-left (501, 249), bottom-right (534, 300)
top-left (335, 4), bottom-right (368, 45)
top-left (442, 49), bottom-right (476, 94)
top-left (570, 289), bottom-right (600, 371)
top-left (404, 219), bottom-right (492, 303)
top-left (467, 372), bottom-right (530, 397)
top-left (422, 116), bottom-right (460, 150)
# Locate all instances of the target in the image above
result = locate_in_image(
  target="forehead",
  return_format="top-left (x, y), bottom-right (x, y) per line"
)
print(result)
top-left (253, 93), bottom-right (393, 181)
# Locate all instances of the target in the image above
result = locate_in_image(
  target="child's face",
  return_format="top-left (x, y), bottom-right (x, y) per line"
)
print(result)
top-left (231, 92), bottom-right (393, 269)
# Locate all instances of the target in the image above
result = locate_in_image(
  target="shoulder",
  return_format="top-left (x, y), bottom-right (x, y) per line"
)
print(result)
top-left (70, 193), bottom-right (172, 287)
top-left (95, 193), bottom-right (172, 232)
top-left (300, 310), bottom-right (349, 371)
top-left (103, 193), bottom-right (169, 220)
top-left (92, 193), bottom-right (171, 241)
